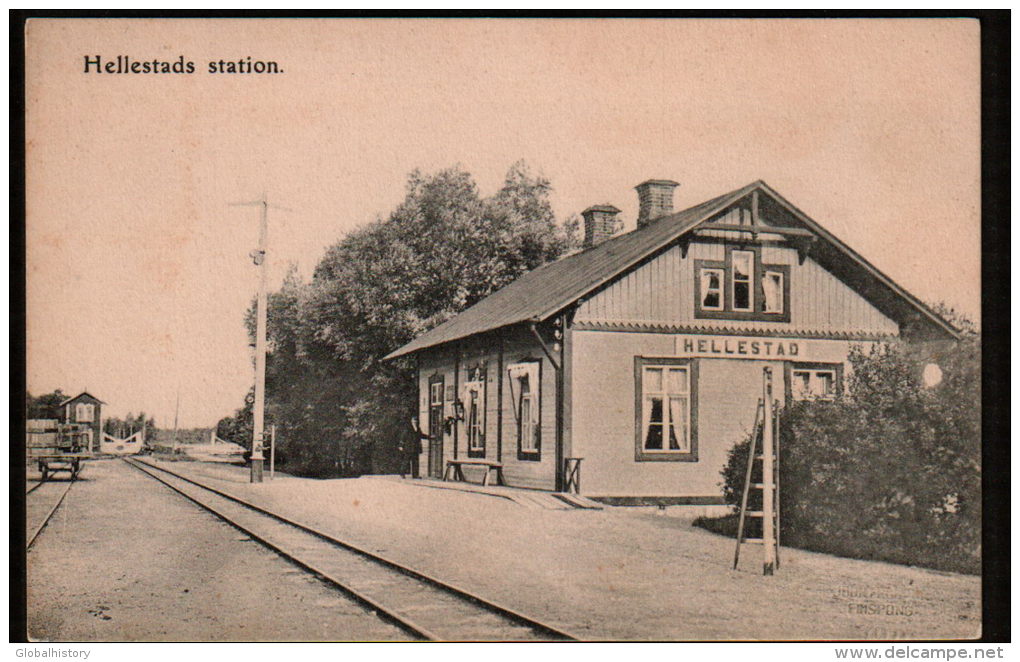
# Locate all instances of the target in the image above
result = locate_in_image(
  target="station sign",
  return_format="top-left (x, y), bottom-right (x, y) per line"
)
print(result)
top-left (673, 334), bottom-right (805, 360)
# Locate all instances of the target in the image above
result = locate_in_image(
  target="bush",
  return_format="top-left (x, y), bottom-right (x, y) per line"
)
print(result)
top-left (714, 338), bottom-right (980, 575)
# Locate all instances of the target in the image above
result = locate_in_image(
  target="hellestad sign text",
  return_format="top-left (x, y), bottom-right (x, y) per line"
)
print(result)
top-left (673, 335), bottom-right (806, 360)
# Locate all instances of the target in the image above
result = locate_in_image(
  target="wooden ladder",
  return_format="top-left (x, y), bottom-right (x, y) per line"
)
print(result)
top-left (733, 366), bottom-right (781, 575)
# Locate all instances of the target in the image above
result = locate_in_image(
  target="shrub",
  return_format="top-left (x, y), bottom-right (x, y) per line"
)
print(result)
top-left (716, 338), bottom-right (980, 574)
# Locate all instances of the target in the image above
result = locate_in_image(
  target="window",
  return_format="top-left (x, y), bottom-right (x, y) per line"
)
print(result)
top-left (508, 361), bottom-right (540, 460)
top-left (76, 403), bottom-right (94, 422)
top-left (694, 246), bottom-right (790, 322)
top-left (520, 380), bottom-right (535, 450)
top-left (731, 250), bottom-right (754, 311)
top-left (427, 379), bottom-right (444, 432)
top-left (700, 268), bottom-right (724, 311)
top-left (635, 357), bottom-right (698, 462)
top-left (789, 362), bottom-right (843, 401)
top-left (762, 270), bottom-right (784, 314)
top-left (430, 382), bottom-right (444, 407)
top-left (463, 373), bottom-right (485, 458)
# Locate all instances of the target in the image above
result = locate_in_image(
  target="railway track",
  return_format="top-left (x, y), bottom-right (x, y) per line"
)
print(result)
top-left (26, 477), bottom-right (76, 549)
top-left (124, 457), bottom-right (580, 642)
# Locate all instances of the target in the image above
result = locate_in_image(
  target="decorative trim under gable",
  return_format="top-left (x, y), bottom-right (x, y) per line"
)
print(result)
top-left (572, 320), bottom-right (897, 341)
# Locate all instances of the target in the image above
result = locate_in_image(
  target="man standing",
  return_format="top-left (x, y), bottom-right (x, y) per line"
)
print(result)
top-left (399, 417), bottom-right (425, 479)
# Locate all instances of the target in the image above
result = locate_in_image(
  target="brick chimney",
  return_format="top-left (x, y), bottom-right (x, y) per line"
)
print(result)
top-left (635, 179), bottom-right (680, 228)
top-left (581, 204), bottom-right (622, 248)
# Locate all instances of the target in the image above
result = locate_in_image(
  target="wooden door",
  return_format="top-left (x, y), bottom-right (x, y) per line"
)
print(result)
top-left (428, 376), bottom-right (445, 478)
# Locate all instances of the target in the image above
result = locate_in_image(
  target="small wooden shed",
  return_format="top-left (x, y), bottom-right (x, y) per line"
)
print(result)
top-left (59, 391), bottom-right (105, 453)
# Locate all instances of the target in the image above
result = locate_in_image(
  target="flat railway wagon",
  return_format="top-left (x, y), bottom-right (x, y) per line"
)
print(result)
top-left (27, 423), bottom-right (92, 480)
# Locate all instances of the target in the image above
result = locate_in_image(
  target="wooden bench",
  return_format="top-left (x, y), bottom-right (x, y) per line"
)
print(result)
top-left (443, 459), bottom-right (505, 486)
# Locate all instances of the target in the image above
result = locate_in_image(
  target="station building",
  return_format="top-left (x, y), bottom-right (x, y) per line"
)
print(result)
top-left (385, 179), bottom-right (958, 503)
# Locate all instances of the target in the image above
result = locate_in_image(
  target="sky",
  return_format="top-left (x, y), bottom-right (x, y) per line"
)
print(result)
top-left (25, 19), bottom-right (981, 428)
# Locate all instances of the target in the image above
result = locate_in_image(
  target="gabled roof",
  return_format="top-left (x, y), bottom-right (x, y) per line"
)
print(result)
top-left (386, 181), bottom-right (958, 360)
top-left (59, 391), bottom-right (106, 406)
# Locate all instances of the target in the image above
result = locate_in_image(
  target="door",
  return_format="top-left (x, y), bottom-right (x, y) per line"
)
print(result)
top-left (428, 376), bottom-right (445, 478)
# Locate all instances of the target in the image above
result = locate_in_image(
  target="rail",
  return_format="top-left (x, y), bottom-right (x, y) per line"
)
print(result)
top-left (26, 476), bottom-right (76, 549)
top-left (124, 457), bottom-right (580, 642)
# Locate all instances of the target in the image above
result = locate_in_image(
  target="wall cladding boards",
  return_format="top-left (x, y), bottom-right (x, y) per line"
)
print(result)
top-left (416, 329), bottom-right (557, 490)
top-left (497, 331), bottom-right (557, 490)
top-left (574, 240), bottom-right (899, 337)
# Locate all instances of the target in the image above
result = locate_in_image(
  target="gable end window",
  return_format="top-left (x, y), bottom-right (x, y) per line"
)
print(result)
top-left (694, 245), bottom-right (790, 322)
top-left (700, 267), bottom-right (724, 311)
top-left (634, 357), bottom-right (698, 462)
top-left (762, 270), bottom-right (784, 314)
top-left (731, 250), bottom-right (754, 311)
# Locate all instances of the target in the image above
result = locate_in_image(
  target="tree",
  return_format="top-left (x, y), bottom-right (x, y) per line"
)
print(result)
top-left (26, 390), bottom-right (66, 420)
top-left (103, 412), bottom-right (156, 439)
top-left (232, 162), bottom-right (577, 477)
top-left (216, 389), bottom-right (254, 449)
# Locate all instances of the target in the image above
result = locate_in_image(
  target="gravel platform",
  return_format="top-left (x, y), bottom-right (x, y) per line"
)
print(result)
top-left (146, 459), bottom-right (981, 641)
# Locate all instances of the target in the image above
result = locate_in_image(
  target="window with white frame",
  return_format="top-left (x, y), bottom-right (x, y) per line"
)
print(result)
top-left (791, 364), bottom-right (840, 401)
top-left (76, 403), bottom-right (94, 422)
top-left (762, 270), bottom-right (784, 314)
top-left (508, 362), bottom-right (540, 459)
top-left (695, 247), bottom-right (790, 322)
top-left (700, 267), bottom-right (724, 311)
top-left (635, 358), bottom-right (697, 461)
top-left (463, 376), bottom-right (485, 456)
top-left (427, 377), bottom-right (445, 439)
top-left (731, 250), bottom-right (754, 311)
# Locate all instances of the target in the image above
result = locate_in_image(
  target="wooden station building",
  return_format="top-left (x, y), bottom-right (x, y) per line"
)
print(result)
top-left (385, 179), bottom-right (958, 504)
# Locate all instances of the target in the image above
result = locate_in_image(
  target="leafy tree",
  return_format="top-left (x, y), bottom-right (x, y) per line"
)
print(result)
top-left (216, 388), bottom-right (254, 449)
top-left (232, 162), bottom-right (577, 477)
top-left (26, 390), bottom-right (66, 420)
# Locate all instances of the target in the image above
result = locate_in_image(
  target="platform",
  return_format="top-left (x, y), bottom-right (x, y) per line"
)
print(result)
top-left (127, 458), bottom-right (980, 641)
top-left (388, 476), bottom-right (603, 510)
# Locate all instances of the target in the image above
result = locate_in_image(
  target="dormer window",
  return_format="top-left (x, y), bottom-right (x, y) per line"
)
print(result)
top-left (694, 245), bottom-right (790, 322)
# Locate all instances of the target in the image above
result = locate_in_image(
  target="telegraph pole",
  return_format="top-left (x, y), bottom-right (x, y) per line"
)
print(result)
top-left (231, 192), bottom-right (290, 484)
top-left (250, 195), bottom-right (269, 483)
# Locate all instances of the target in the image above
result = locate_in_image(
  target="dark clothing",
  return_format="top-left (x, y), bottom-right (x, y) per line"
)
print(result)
top-left (397, 428), bottom-right (423, 479)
